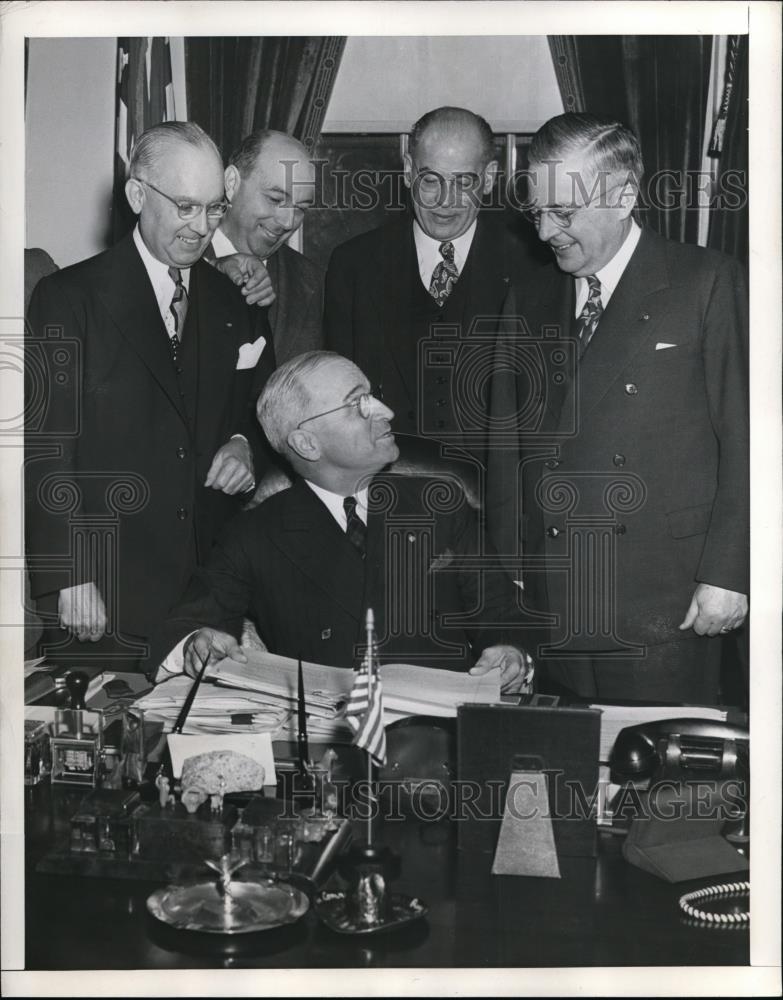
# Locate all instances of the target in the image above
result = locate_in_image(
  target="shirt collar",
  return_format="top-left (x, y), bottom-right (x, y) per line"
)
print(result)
top-left (211, 226), bottom-right (237, 258)
top-left (575, 219), bottom-right (641, 312)
top-left (305, 480), bottom-right (369, 529)
top-left (133, 225), bottom-right (191, 303)
top-left (413, 218), bottom-right (477, 286)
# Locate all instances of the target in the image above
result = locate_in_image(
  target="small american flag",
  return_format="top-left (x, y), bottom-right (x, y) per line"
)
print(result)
top-left (345, 657), bottom-right (386, 766)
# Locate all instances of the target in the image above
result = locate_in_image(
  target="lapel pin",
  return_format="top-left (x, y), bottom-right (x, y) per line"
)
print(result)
top-left (407, 533), bottom-right (416, 543)
top-left (226, 322), bottom-right (233, 328)
top-left (321, 628), bottom-right (332, 640)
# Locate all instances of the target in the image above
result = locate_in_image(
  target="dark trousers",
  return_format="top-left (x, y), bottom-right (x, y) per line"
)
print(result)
top-left (540, 633), bottom-right (725, 705)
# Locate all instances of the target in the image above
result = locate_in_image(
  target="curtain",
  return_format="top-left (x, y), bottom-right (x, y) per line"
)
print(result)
top-left (707, 35), bottom-right (748, 262)
top-left (112, 37), bottom-right (177, 241)
top-left (548, 36), bottom-right (713, 246)
top-left (185, 37), bottom-right (345, 161)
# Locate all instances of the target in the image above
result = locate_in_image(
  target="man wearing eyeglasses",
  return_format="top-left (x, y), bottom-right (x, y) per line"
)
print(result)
top-left (486, 112), bottom-right (748, 704)
top-left (26, 121), bottom-right (272, 669)
top-left (324, 106), bottom-right (541, 451)
top-left (153, 351), bottom-right (533, 693)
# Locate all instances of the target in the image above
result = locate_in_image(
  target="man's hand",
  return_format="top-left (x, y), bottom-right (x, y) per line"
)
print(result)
top-left (469, 644), bottom-right (535, 694)
top-left (183, 628), bottom-right (247, 679)
top-left (212, 253), bottom-right (276, 307)
top-left (58, 582), bottom-right (107, 642)
top-left (205, 437), bottom-right (255, 494)
top-left (678, 583), bottom-right (748, 636)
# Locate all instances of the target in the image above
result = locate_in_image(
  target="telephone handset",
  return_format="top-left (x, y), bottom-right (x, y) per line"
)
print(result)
top-left (609, 717), bottom-right (749, 785)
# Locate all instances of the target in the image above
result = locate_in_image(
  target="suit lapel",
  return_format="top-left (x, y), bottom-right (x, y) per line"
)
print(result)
top-left (371, 220), bottom-right (418, 409)
top-left (568, 229), bottom-right (669, 428)
top-left (278, 480), bottom-right (366, 620)
top-left (96, 234), bottom-right (190, 425)
top-left (188, 260), bottom-right (240, 444)
top-left (267, 247), bottom-right (317, 362)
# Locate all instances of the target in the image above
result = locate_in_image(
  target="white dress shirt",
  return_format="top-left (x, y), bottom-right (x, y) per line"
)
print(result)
top-left (413, 219), bottom-right (477, 292)
top-left (133, 226), bottom-right (191, 340)
top-left (573, 219), bottom-right (641, 317)
top-left (306, 480), bottom-right (369, 529)
top-left (211, 226), bottom-right (267, 266)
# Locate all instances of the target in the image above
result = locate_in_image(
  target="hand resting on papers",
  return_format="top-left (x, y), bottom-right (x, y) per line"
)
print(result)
top-left (469, 644), bottom-right (535, 694)
top-left (183, 628), bottom-right (248, 679)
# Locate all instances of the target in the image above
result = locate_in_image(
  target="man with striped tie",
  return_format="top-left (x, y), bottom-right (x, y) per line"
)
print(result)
top-left (26, 121), bottom-right (271, 670)
top-left (324, 106), bottom-right (542, 452)
top-left (154, 351), bottom-right (532, 694)
top-left (486, 113), bottom-right (748, 703)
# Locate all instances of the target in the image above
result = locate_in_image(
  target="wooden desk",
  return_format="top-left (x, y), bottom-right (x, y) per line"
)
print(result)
top-left (24, 782), bottom-right (749, 970)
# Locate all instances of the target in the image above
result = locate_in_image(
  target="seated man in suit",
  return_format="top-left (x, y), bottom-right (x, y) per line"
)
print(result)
top-left (155, 351), bottom-right (532, 693)
top-left (324, 106), bottom-right (540, 451)
top-left (26, 121), bottom-right (271, 670)
top-left (212, 129), bottom-right (324, 366)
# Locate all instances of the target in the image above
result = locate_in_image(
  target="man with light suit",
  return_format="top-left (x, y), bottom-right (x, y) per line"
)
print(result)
top-left (154, 351), bottom-right (533, 694)
top-left (26, 121), bottom-right (271, 669)
top-left (486, 112), bottom-right (748, 703)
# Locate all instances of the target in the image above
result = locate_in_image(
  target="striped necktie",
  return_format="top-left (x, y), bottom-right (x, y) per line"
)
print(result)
top-left (428, 241), bottom-right (459, 306)
top-left (343, 496), bottom-right (366, 557)
top-left (167, 266), bottom-right (188, 362)
top-left (575, 275), bottom-right (603, 357)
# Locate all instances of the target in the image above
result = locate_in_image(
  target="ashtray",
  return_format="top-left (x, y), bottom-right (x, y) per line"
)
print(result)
top-left (315, 888), bottom-right (428, 935)
top-left (147, 876), bottom-right (309, 935)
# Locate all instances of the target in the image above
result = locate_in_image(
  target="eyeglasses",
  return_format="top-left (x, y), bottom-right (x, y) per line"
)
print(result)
top-left (521, 183), bottom-right (623, 230)
top-left (297, 393), bottom-right (377, 429)
top-left (134, 178), bottom-right (230, 220)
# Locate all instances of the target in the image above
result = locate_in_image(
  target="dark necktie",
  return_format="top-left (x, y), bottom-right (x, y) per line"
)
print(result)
top-left (168, 266), bottom-right (188, 362)
top-left (343, 496), bottom-right (366, 557)
top-left (428, 241), bottom-right (459, 306)
top-left (575, 275), bottom-right (603, 357)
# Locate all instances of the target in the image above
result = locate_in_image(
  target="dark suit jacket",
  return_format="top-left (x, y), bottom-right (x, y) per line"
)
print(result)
top-left (154, 474), bottom-right (524, 671)
top-left (486, 227), bottom-right (749, 653)
top-left (25, 232), bottom-right (271, 640)
top-left (324, 214), bottom-right (540, 451)
top-left (266, 244), bottom-right (324, 364)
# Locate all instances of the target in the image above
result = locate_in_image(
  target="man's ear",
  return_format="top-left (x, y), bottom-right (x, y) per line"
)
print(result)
top-left (287, 428), bottom-right (320, 463)
top-left (125, 177), bottom-right (144, 216)
top-left (224, 164), bottom-right (241, 202)
top-left (615, 174), bottom-right (639, 220)
top-left (402, 152), bottom-right (413, 191)
top-left (482, 159), bottom-right (499, 195)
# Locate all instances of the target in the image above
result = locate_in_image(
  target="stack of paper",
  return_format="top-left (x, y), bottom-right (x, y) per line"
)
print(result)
top-left (134, 675), bottom-right (292, 735)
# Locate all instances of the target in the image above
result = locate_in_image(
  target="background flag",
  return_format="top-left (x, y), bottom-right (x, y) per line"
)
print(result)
top-left (113, 37), bottom-right (176, 241)
top-left (345, 659), bottom-right (386, 766)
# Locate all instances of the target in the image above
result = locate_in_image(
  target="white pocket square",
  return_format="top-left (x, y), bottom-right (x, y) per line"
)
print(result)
top-left (655, 342), bottom-right (678, 351)
top-left (236, 336), bottom-right (267, 369)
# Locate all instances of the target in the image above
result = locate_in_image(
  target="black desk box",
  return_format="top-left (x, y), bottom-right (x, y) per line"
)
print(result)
top-left (457, 703), bottom-right (601, 858)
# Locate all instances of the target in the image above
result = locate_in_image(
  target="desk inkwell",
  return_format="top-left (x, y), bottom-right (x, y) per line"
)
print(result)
top-left (315, 609), bottom-right (428, 936)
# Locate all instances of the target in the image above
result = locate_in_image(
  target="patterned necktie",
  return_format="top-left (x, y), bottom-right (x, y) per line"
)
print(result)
top-left (167, 266), bottom-right (188, 362)
top-left (343, 496), bottom-right (366, 557)
top-left (428, 241), bottom-right (459, 306)
top-left (575, 275), bottom-right (603, 357)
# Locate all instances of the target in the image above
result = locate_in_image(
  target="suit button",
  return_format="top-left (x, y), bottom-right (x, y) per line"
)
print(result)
top-left (547, 526), bottom-right (560, 538)
top-left (545, 458), bottom-right (560, 470)
top-left (176, 507), bottom-right (188, 520)
top-left (436, 399), bottom-right (447, 407)
top-left (640, 312), bottom-right (650, 322)
top-left (615, 523), bottom-right (627, 535)
top-left (613, 453), bottom-right (626, 467)
top-left (176, 447), bottom-right (187, 459)
top-left (624, 383), bottom-right (638, 395)
top-left (176, 366), bottom-right (184, 375)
